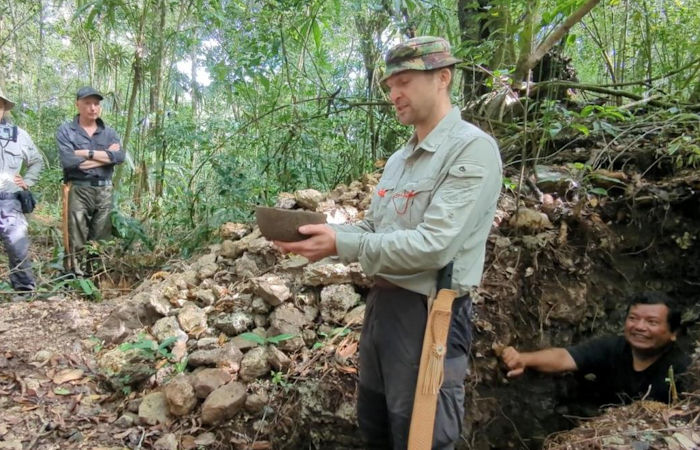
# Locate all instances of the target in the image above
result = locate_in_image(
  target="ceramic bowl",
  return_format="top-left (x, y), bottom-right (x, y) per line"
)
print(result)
top-left (255, 206), bottom-right (326, 241)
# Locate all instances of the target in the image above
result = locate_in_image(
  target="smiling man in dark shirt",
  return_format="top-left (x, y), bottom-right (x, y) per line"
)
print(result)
top-left (502, 292), bottom-right (691, 404)
top-left (56, 87), bottom-right (126, 277)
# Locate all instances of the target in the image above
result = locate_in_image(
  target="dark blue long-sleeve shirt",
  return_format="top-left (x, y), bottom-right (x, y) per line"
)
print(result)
top-left (56, 115), bottom-right (125, 182)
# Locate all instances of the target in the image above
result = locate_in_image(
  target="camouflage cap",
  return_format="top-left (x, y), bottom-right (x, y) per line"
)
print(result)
top-left (381, 36), bottom-right (461, 82)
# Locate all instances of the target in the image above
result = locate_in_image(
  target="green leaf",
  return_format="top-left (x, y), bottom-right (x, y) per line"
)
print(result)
top-left (239, 332), bottom-right (266, 345)
top-left (266, 333), bottom-right (295, 344)
top-left (571, 123), bottom-right (590, 136)
top-left (312, 20), bottom-right (321, 50)
top-left (54, 387), bottom-right (71, 396)
top-left (78, 278), bottom-right (93, 295)
top-left (589, 187), bottom-right (608, 196)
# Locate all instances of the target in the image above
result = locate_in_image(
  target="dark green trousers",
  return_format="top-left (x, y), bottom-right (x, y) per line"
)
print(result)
top-left (64, 184), bottom-right (112, 275)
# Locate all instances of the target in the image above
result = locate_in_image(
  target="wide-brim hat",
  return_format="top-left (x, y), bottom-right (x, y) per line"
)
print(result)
top-left (381, 36), bottom-right (462, 83)
top-left (0, 89), bottom-right (16, 110)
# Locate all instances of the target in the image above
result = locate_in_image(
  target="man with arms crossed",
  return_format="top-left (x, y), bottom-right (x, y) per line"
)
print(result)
top-left (276, 37), bottom-right (502, 449)
top-left (56, 87), bottom-right (125, 277)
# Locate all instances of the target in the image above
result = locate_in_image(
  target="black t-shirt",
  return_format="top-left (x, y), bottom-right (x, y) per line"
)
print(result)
top-left (567, 335), bottom-right (691, 403)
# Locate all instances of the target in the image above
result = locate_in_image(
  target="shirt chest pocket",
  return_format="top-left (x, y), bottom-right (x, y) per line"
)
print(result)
top-left (404, 178), bottom-right (435, 226)
top-left (72, 136), bottom-right (92, 150)
top-left (3, 146), bottom-right (23, 171)
top-left (373, 177), bottom-right (435, 229)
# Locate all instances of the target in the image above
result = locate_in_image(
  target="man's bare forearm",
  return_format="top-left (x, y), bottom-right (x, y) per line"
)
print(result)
top-left (520, 348), bottom-right (578, 373)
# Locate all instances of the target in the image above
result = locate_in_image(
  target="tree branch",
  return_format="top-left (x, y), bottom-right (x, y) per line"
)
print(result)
top-left (514, 0), bottom-right (602, 80)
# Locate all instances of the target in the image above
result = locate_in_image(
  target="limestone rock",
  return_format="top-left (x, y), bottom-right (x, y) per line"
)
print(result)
top-left (153, 433), bottom-right (178, 450)
top-left (268, 304), bottom-right (307, 352)
top-left (279, 254), bottom-right (309, 270)
top-left (213, 312), bottom-right (254, 336)
top-left (508, 208), bottom-right (553, 232)
top-left (138, 392), bottom-right (172, 425)
top-left (193, 288), bottom-right (216, 306)
top-left (95, 299), bottom-right (162, 344)
top-left (147, 294), bottom-right (172, 317)
top-left (303, 260), bottom-right (353, 286)
top-left (152, 316), bottom-right (188, 343)
top-left (233, 253), bottom-right (260, 279)
top-left (97, 346), bottom-right (153, 390)
top-left (244, 390), bottom-right (269, 415)
top-left (303, 259), bottom-right (370, 287)
top-left (251, 297), bottom-right (271, 315)
top-left (294, 189), bottom-right (325, 210)
top-left (178, 303), bottom-right (207, 334)
top-left (343, 304), bottom-right (365, 326)
top-left (267, 345), bottom-right (291, 371)
top-left (252, 274), bottom-right (291, 306)
top-left (239, 347), bottom-right (271, 381)
top-left (201, 382), bottom-right (246, 425)
top-left (188, 341), bottom-right (242, 369)
top-left (319, 284), bottom-right (361, 323)
top-left (114, 412), bottom-right (137, 428)
top-left (188, 349), bottom-right (220, 367)
top-left (274, 192), bottom-right (296, 209)
top-left (163, 375), bottom-right (197, 416)
top-left (192, 368), bottom-right (232, 399)
top-left (220, 222), bottom-right (250, 240)
top-left (196, 337), bottom-right (219, 349)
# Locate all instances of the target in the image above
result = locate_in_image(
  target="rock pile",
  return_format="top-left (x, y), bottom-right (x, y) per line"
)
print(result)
top-left (93, 174), bottom-right (380, 447)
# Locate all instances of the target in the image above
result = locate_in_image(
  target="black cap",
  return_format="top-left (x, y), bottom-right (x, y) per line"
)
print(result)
top-left (76, 86), bottom-right (103, 101)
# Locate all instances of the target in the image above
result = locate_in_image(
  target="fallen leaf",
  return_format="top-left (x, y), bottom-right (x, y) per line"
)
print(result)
top-left (150, 271), bottom-right (170, 280)
top-left (52, 369), bottom-right (84, 385)
top-left (336, 364), bottom-right (357, 374)
top-left (194, 432), bottom-right (216, 446)
top-left (181, 435), bottom-right (197, 449)
top-left (54, 387), bottom-right (71, 396)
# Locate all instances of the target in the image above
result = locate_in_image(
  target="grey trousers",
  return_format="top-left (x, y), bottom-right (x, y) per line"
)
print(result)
top-left (0, 197), bottom-right (35, 291)
top-left (357, 285), bottom-right (472, 450)
top-left (64, 184), bottom-right (113, 275)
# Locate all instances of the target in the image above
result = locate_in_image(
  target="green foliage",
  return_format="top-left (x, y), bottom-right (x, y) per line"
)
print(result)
top-left (312, 326), bottom-right (350, 350)
top-left (271, 370), bottom-right (290, 389)
top-left (239, 332), bottom-right (296, 346)
top-left (1, 0), bottom-right (697, 268)
top-left (110, 206), bottom-right (153, 251)
top-left (119, 335), bottom-right (178, 360)
top-left (66, 277), bottom-right (102, 301)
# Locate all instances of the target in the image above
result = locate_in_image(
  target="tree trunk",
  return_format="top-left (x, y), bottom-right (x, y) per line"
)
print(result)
top-left (114, 0), bottom-right (148, 187)
top-left (151, 0), bottom-right (166, 198)
top-left (513, 0), bottom-right (601, 81)
top-left (457, 0), bottom-right (491, 102)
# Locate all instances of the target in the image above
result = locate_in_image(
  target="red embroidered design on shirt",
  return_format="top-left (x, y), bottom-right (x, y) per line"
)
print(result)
top-left (378, 188), bottom-right (387, 197)
top-left (391, 190), bottom-right (416, 215)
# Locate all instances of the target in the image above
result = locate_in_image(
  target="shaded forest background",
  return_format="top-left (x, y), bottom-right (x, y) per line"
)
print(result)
top-left (1, 0), bottom-right (699, 259)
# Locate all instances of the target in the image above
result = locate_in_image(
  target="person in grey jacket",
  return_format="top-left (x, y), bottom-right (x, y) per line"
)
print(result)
top-left (0, 89), bottom-right (43, 297)
top-left (56, 87), bottom-right (125, 277)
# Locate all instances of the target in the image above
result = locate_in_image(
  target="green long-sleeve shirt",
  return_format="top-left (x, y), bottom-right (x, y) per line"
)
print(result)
top-left (332, 106), bottom-right (502, 297)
